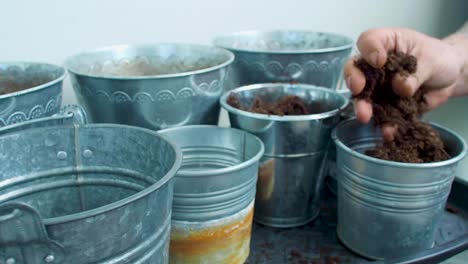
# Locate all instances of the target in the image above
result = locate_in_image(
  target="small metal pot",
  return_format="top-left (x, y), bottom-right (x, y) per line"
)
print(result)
top-left (332, 118), bottom-right (467, 260)
top-left (65, 44), bottom-right (234, 130)
top-left (213, 30), bottom-right (353, 90)
top-left (159, 125), bottom-right (264, 263)
top-left (0, 62), bottom-right (64, 126)
top-left (221, 83), bottom-right (348, 228)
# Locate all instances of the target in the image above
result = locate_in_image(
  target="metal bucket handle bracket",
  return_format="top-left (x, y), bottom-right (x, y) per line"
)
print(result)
top-left (0, 104), bottom-right (88, 137)
top-left (56, 104), bottom-right (88, 125)
top-left (0, 203), bottom-right (65, 263)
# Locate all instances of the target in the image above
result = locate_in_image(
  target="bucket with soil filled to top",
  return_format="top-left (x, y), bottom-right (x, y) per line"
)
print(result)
top-left (220, 83), bottom-right (349, 228)
top-left (332, 52), bottom-right (467, 260)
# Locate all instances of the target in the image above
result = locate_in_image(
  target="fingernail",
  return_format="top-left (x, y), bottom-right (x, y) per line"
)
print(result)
top-left (369, 51), bottom-right (379, 67)
top-left (346, 76), bottom-right (352, 89)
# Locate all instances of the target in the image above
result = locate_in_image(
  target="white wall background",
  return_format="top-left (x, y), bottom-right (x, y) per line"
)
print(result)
top-left (1, 0), bottom-right (466, 103)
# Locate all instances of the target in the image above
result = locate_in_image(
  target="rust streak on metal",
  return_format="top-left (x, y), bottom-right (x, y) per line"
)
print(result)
top-left (170, 207), bottom-right (254, 263)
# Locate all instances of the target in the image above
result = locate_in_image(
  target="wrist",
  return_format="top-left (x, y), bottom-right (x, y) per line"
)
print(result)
top-left (443, 33), bottom-right (468, 97)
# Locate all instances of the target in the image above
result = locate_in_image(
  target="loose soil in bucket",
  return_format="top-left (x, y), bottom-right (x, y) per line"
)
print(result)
top-left (227, 94), bottom-right (310, 116)
top-left (353, 51), bottom-right (449, 163)
top-left (0, 79), bottom-right (48, 95)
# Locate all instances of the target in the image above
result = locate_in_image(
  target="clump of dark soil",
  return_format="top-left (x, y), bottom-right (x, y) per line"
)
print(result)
top-left (227, 94), bottom-right (310, 116)
top-left (354, 51), bottom-right (449, 163)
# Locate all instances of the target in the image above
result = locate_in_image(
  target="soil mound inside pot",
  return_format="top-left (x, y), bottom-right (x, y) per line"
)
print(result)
top-left (227, 94), bottom-right (310, 116)
top-left (0, 79), bottom-right (49, 95)
top-left (353, 51), bottom-right (449, 163)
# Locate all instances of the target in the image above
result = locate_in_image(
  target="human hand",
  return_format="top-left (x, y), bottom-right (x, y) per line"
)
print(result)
top-left (344, 27), bottom-right (466, 139)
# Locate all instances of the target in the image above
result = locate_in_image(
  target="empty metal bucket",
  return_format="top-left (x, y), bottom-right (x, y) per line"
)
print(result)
top-left (64, 44), bottom-right (234, 130)
top-left (0, 124), bottom-right (181, 263)
top-left (220, 83), bottom-right (348, 228)
top-left (0, 62), bottom-right (64, 126)
top-left (332, 118), bottom-right (467, 260)
top-left (158, 125), bottom-right (264, 264)
top-left (213, 30), bottom-right (353, 90)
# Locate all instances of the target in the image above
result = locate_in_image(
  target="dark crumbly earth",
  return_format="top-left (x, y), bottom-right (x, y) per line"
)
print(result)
top-left (354, 51), bottom-right (450, 163)
top-left (227, 94), bottom-right (310, 116)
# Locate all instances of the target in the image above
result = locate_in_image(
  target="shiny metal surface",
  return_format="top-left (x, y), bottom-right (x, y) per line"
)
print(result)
top-left (0, 124), bottom-right (182, 263)
top-left (65, 44), bottom-right (234, 130)
top-left (213, 30), bottom-right (353, 90)
top-left (332, 118), bottom-right (467, 260)
top-left (327, 90), bottom-right (355, 195)
top-left (0, 62), bottom-right (64, 126)
top-left (170, 201), bottom-right (255, 264)
top-left (246, 179), bottom-right (468, 263)
top-left (0, 104), bottom-right (87, 136)
top-left (159, 125), bottom-right (264, 221)
top-left (158, 126), bottom-right (264, 264)
top-left (427, 96), bottom-right (468, 182)
top-left (221, 83), bottom-right (348, 227)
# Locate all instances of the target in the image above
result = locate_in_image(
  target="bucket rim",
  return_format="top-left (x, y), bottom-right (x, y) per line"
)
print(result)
top-left (0, 61), bottom-right (65, 99)
top-left (212, 30), bottom-right (354, 54)
top-left (63, 43), bottom-right (235, 80)
top-left (31, 123), bottom-right (183, 225)
top-left (220, 83), bottom-right (350, 122)
top-left (158, 125), bottom-right (265, 177)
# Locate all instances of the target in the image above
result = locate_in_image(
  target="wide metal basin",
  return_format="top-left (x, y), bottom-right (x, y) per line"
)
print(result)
top-left (65, 44), bottom-right (234, 130)
top-left (213, 30), bottom-right (353, 90)
top-left (0, 124), bottom-right (181, 263)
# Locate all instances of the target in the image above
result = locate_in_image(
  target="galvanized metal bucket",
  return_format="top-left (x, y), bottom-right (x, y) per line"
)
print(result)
top-left (0, 62), bottom-right (64, 127)
top-left (158, 125), bottom-right (264, 264)
top-left (213, 30), bottom-right (353, 91)
top-left (65, 44), bottom-right (234, 130)
top-left (220, 83), bottom-right (348, 228)
top-left (0, 117), bottom-right (182, 263)
top-left (332, 118), bottom-right (467, 260)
